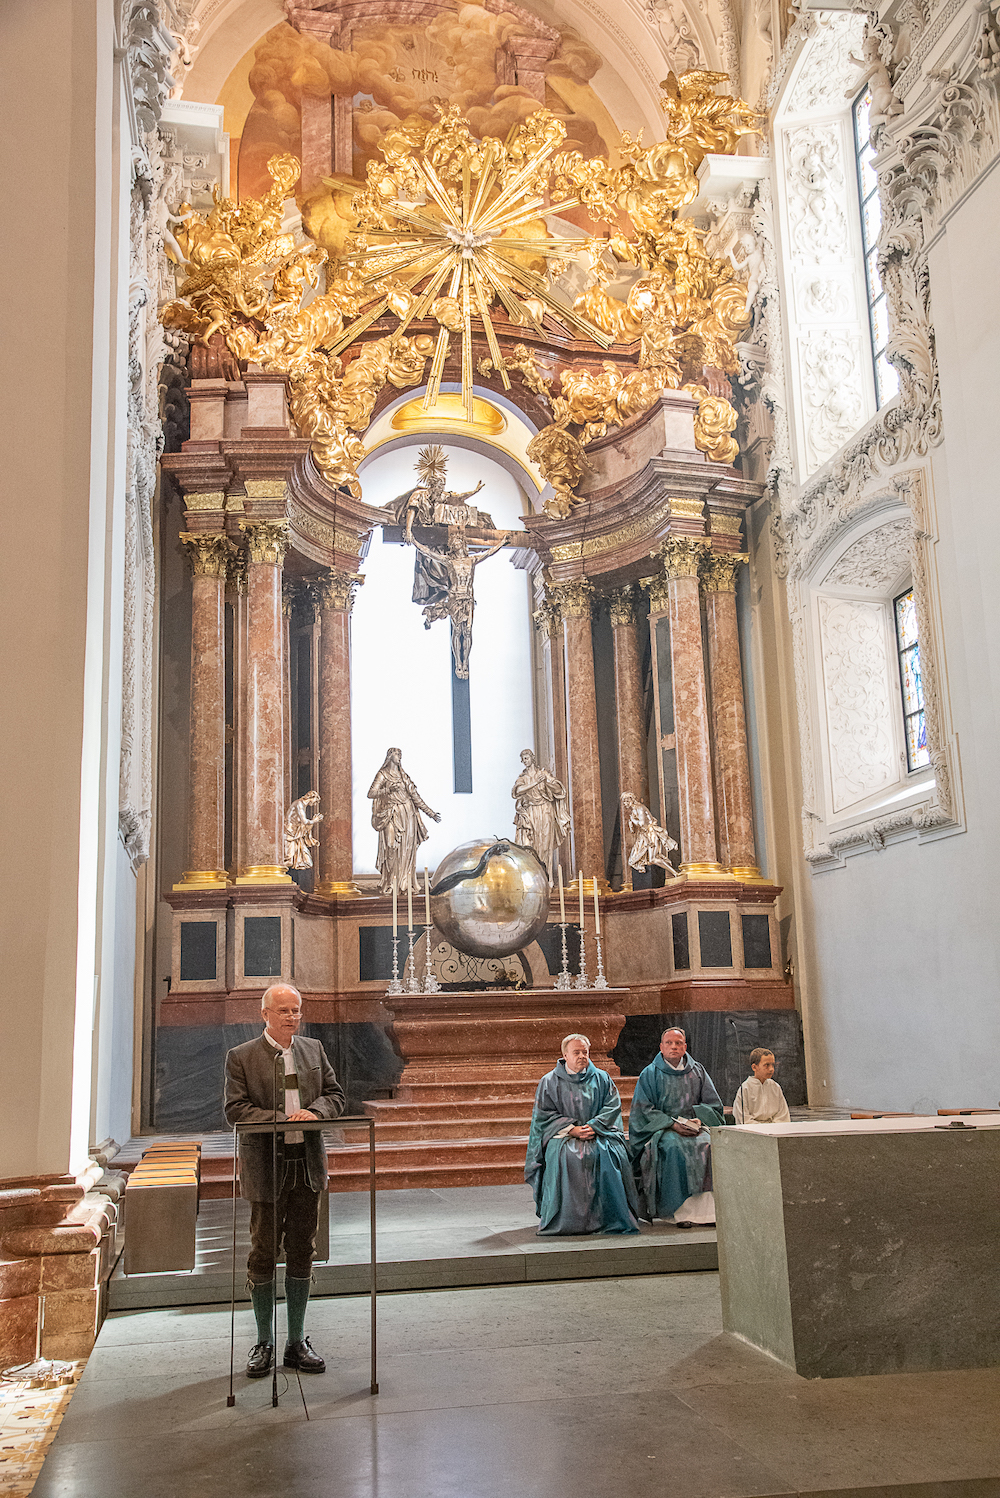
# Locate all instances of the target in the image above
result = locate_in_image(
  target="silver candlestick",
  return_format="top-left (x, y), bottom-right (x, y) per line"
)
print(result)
top-left (386, 935), bottom-right (403, 996)
top-left (405, 927), bottom-right (421, 994)
top-left (592, 928), bottom-right (608, 989)
top-left (575, 927), bottom-right (590, 990)
top-left (422, 928), bottom-right (441, 993)
top-left (555, 923), bottom-right (572, 990)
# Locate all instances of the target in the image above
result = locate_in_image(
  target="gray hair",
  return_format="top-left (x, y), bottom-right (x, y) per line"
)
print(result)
top-left (661, 1026), bottom-right (686, 1042)
top-left (561, 1032), bottom-right (590, 1053)
top-left (261, 983), bottom-right (301, 1013)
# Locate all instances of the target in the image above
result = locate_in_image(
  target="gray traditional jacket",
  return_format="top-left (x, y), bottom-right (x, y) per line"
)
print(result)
top-left (224, 1033), bottom-right (346, 1201)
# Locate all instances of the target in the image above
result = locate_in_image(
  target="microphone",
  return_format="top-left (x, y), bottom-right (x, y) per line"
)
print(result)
top-left (729, 1018), bottom-right (749, 1125)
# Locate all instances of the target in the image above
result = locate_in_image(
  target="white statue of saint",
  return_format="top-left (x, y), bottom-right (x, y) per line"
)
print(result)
top-left (621, 792), bottom-right (679, 878)
top-left (368, 747), bottom-right (441, 894)
top-left (512, 749), bottom-right (569, 876)
top-left (284, 790), bottom-right (323, 870)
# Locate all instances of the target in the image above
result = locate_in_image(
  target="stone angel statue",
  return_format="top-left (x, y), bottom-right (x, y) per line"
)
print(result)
top-left (620, 792), bottom-right (680, 879)
top-left (368, 747), bottom-right (441, 894)
top-left (512, 749), bottom-right (570, 876)
top-left (284, 790), bottom-right (323, 870)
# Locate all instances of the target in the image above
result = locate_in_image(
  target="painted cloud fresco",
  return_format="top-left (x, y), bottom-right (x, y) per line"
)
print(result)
top-left (226, 6), bottom-right (614, 218)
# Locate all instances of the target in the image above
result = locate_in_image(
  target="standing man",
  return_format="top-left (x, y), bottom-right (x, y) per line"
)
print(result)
top-left (225, 983), bottom-right (345, 1379)
top-left (733, 1047), bottom-right (791, 1124)
top-left (628, 1027), bottom-right (724, 1226)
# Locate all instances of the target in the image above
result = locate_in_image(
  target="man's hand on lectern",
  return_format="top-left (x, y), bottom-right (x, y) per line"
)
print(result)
top-left (286, 1109), bottom-right (319, 1121)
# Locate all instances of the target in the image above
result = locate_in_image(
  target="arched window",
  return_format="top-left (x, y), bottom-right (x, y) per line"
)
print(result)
top-left (893, 586), bottom-right (930, 771)
top-left (852, 87), bottom-right (899, 408)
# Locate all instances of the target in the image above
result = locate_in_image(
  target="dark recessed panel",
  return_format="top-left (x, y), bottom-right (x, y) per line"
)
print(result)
top-left (698, 910), bottom-right (733, 968)
top-left (741, 913), bottom-right (772, 969)
top-left (243, 915), bottom-right (282, 978)
top-left (359, 925), bottom-right (427, 982)
top-left (671, 911), bottom-right (690, 971)
top-left (180, 921), bottom-right (217, 983)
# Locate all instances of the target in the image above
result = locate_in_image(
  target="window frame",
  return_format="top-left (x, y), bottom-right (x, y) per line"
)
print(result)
top-left (852, 85), bottom-right (899, 409)
top-left (892, 584), bottom-right (931, 774)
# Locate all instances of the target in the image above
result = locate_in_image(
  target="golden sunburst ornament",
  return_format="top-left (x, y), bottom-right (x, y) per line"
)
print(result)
top-left (334, 106), bottom-right (614, 421)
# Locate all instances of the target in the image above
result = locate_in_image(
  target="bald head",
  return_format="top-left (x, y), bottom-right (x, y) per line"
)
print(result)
top-left (262, 984), bottom-right (302, 1049)
top-left (659, 1028), bottom-right (687, 1064)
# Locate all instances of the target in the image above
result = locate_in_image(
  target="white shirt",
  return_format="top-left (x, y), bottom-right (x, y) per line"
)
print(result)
top-left (264, 1030), bottom-right (303, 1143)
top-left (733, 1076), bottom-right (790, 1125)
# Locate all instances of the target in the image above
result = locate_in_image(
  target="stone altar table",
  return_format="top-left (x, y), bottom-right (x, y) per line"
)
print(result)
top-left (714, 1115), bottom-right (1000, 1378)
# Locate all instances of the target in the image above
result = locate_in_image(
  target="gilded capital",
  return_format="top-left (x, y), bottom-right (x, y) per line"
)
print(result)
top-left (179, 531), bottom-right (233, 578)
top-left (240, 519), bottom-right (289, 567)
top-left (532, 595), bottom-right (563, 639)
top-left (312, 568), bottom-right (364, 613)
top-left (550, 578), bottom-right (595, 618)
top-left (701, 552), bottom-right (748, 592)
top-left (658, 536), bottom-right (710, 579)
top-left (608, 585), bottom-right (636, 628)
top-left (641, 574), bottom-right (672, 614)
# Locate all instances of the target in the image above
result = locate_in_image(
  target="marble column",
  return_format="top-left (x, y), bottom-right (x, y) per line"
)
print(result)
top-left (660, 537), bottom-right (725, 876)
top-left (174, 533), bottom-right (232, 889)
top-left (552, 580), bottom-right (606, 891)
top-left (609, 586), bottom-right (649, 810)
top-left (533, 592), bottom-right (570, 878)
top-left (313, 569), bottom-right (364, 897)
top-left (235, 521), bottom-right (293, 884)
top-left (703, 552), bottom-right (760, 877)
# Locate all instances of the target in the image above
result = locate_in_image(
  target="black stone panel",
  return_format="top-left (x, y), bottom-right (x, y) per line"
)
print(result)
top-left (610, 1009), bottom-right (806, 1108)
top-left (698, 911), bottom-right (733, 968)
top-left (243, 916), bottom-right (282, 978)
top-left (179, 921), bottom-right (217, 983)
top-left (153, 1019), bottom-right (404, 1131)
top-left (535, 922), bottom-right (582, 975)
top-left (671, 911), bottom-right (690, 971)
top-left (359, 925), bottom-right (427, 981)
top-left (741, 913), bottom-right (772, 969)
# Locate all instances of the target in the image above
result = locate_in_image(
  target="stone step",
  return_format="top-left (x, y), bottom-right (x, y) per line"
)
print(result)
top-left (392, 1076), bottom-right (637, 1103)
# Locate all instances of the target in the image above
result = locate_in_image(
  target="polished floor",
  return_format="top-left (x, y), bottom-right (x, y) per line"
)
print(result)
top-left (32, 1271), bottom-right (1000, 1498)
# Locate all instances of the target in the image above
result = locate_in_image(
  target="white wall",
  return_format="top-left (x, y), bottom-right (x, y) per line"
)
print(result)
top-left (790, 166), bottom-right (1000, 1113)
top-left (350, 445), bottom-right (535, 877)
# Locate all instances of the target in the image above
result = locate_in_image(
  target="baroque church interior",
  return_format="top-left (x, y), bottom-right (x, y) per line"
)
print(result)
top-left (3, 0), bottom-right (1000, 1492)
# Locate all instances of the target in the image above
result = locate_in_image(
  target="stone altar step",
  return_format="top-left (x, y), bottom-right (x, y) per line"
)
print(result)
top-left (393, 1076), bottom-right (637, 1104)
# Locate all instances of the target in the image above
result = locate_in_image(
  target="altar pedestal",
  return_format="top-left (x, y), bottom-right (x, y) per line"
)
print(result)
top-left (714, 1117), bottom-right (1000, 1379)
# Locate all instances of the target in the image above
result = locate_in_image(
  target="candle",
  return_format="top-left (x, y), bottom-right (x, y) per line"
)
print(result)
top-left (593, 878), bottom-right (601, 935)
top-left (558, 864), bottom-right (566, 924)
top-left (424, 866), bottom-right (432, 929)
top-left (407, 881), bottom-right (413, 931)
top-left (392, 885), bottom-right (397, 941)
top-left (578, 869), bottom-right (584, 930)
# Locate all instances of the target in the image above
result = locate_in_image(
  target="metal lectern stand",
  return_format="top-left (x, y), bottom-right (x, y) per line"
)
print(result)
top-left (228, 1117), bottom-right (378, 1406)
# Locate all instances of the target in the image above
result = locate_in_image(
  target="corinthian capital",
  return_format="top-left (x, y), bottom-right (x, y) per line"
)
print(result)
top-left (312, 568), bottom-right (364, 614)
top-left (701, 552), bottom-right (748, 593)
top-left (607, 585), bottom-right (636, 628)
top-left (641, 574), bottom-right (672, 614)
top-left (549, 578), bottom-right (594, 618)
top-left (239, 519), bottom-right (289, 567)
top-left (179, 531), bottom-right (233, 578)
top-left (658, 537), bottom-right (710, 579)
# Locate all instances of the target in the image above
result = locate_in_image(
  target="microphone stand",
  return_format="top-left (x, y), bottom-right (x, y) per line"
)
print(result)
top-left (271, 1049), bottom-right (282, 1408)
top-left (729, 1018), bottom-right (749, 1126)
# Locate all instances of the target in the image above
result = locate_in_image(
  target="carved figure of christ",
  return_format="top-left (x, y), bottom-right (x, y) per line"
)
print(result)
top-left (409, 524), bottom-right (512, 680)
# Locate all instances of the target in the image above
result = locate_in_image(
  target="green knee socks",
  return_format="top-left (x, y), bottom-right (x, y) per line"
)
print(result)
top-left (250, 1280), bottom-right (275, 1346)
top-left (284, 1275), bottom-right (311, 1346)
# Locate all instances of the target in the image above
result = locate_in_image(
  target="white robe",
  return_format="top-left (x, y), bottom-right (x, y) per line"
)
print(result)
top-left (732, 1076), bottom-right (791, 1124)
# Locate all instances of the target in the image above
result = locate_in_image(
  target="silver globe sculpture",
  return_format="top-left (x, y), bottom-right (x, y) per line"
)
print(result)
top-left (429, 839), bottom-right (550, 959)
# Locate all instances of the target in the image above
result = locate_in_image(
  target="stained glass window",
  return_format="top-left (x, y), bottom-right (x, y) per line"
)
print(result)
top-left (853, 87), bottom-right (899, 408)
top-left (894, 587), bottom-right (930, 771)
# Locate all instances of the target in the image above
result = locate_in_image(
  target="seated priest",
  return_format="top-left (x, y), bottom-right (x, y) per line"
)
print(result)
top-left (525, 1033), bottom-right (641, 1236)
top-left (733, 1047), bottom-right (791, 1124)
top-left (628, 1027), bottom-right (724, 1226)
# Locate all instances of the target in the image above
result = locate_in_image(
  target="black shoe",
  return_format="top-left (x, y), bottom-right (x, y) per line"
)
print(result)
top-left (247, 1342), bottom-right (274, 1378)
top-left (675, 1220), bottom-right (694, 1229)
top-left (283, 1337), bottom-right (325, 1373)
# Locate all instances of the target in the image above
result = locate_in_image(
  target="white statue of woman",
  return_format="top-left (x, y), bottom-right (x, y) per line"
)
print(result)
top-left (284, 790), bottom-right (323, 870)
top-left (621, 792), bottom-right (679, 877)
top-left (368, 747), bottom-right (441, 894)
top-left (512, 749), bottom-right (569, 876)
